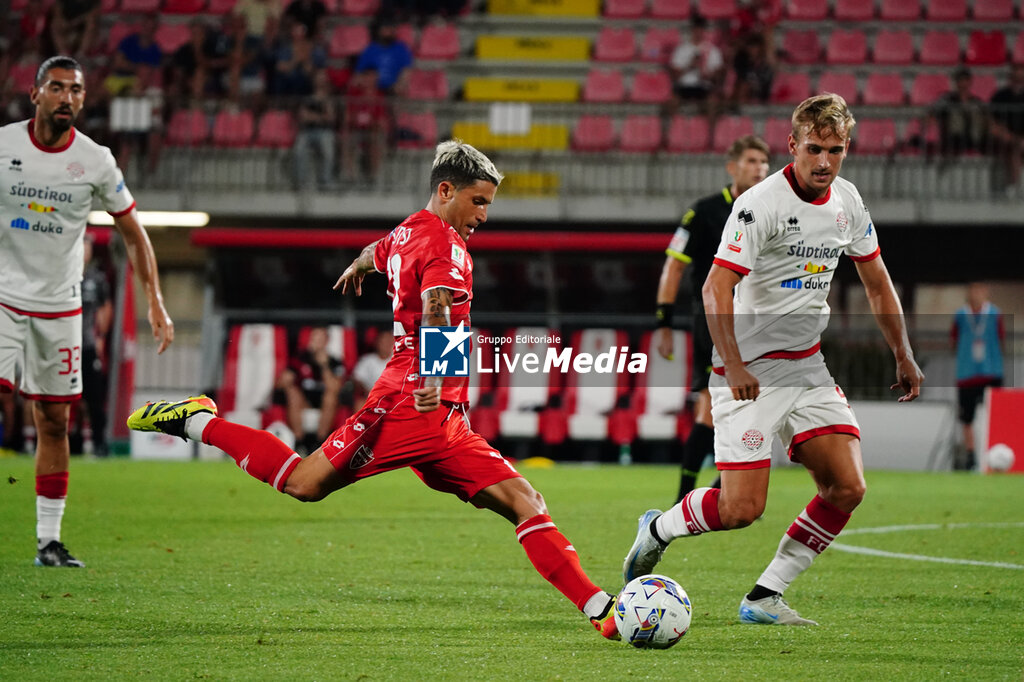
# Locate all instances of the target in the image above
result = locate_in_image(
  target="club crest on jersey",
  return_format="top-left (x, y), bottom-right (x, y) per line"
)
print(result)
top-left (349, 445), bottom-right (374, 470)
top-left (66, 162), bottom-right (85, 180)
top-left (741, 429), bottom-right (765, 451)
top-left (836, 210), bottom-right (848, 233)
top-left (451, 243), bottom-right (465, 267)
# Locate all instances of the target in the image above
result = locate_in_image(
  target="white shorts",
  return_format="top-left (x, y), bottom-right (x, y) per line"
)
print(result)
top-left (709, 355), bottom-right (860, 470)
top-left (0, 303), bottom-right (83, 401)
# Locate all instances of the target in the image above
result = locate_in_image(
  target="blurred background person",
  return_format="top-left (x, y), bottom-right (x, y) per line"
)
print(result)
top-left (341, 68), bottom-right (388, 183)
top-left (352, 329), bottom-right (394, 410)
top-left (274, 326), bottom-right (346, 453)
top-left (292, 69), bottom-right (337, 190)
top-left (76, 235), bottom-right (112, 456)
top-left (989, 64), bottom-right (1024, 198)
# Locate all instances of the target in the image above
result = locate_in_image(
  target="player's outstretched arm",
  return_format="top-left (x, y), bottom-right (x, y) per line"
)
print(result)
top-left (703, 264), bottom-right (759, 401)
top-left (112, 210), bottom-right (174, 354)
top-left (333, 240), bottom-right (380, 296)
top-left (413, 287), bottom-right (454, 413)
top-left (854, 256), bottom-right (925, 402)
top-left (655, 255), bottom-right (687, 360)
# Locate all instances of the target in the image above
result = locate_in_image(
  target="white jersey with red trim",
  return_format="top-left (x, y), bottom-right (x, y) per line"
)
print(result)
top-left (711, 164), bottom-right (879, 366)
top-left (0, 121), bottom-right (135, 313)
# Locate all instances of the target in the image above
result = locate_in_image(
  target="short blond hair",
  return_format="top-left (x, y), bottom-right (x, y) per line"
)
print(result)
top-left (430, 139), bottom-right (503, 190)
top-left (791, 93), bottom-right (856, 142)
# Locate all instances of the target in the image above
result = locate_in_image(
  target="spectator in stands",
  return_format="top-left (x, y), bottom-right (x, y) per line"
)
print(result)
top-left (49, 0), bottom-right (102, 57)
top-left (989, 64), bottom-right (1024, 198)
top-left (352, 329), bottom-right (394, 410)
top-left (730, 33), bottom-right (774, 108)
top-left (355, 20), bottom-right (414, 96)
top-left (728, 0), bottom-right (781, 64)
top-left (78, 235), bottom-right (112, 457)
top-left (18, 3), bottom-right (49, 51)
top-left (932, 68), bottom-right (988, 161)
top-left (169, 19), bottom-right (230, 100)
top-left (669, 16), bottom-right (724, 117)
top-left (275, 326), bottom-right (346, 454)
top-left (225, 12), bottom-right (268, 102)
top-left (292, 69), bottom-right (337, 190)
top-left (233, 0), bottom-right (284, 40)
top-left (104, 14), bottom-right (164, 97)
top-left (341, 68), bottom-right (389, 182)
top-left (272, 21), bottom-right (326, 96)
top-left (282, 0), bottom-right (328, 41)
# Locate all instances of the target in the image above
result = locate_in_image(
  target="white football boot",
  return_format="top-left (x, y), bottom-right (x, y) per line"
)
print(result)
top-left (738, 594), bottom-right (818, 626)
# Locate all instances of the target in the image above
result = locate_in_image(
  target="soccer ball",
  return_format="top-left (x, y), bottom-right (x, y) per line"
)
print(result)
top-left (987, 443), bottom-right (1015, 472)
top-left (614, 574), bottom-right (692, 649)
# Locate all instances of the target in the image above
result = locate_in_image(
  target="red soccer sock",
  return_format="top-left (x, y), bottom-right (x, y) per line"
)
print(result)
top-left (516, 514), bottom-right (604, 612)
top-left (36, 472), bottom-right (69, 499)
top-left (201, 417), bottom-right (301, 492)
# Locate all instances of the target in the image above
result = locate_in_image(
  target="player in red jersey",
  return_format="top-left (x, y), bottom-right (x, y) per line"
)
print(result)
top-left (128, 140), bottom-right (621, 640)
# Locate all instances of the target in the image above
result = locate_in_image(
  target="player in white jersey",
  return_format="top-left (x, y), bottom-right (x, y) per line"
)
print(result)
top-left (0, 56), bottom-right (174, 567)
top-left (623, 93), bottom-right (924, 625)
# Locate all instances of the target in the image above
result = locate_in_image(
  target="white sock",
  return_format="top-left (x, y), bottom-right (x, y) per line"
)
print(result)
top-left (756, 535), bottom-right (818, 594)
top-left (582, 590), bottom-right (612, 618)
top-left (185, 412), bottom-right (216, 441)
top-left (36, 496), bottom-right (66, 548)
top-left (655, 487), bottom-right (720, 541)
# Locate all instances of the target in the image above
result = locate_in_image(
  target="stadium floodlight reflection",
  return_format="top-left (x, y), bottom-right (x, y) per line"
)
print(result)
top-left (87, 211), bottom-right (210, 227)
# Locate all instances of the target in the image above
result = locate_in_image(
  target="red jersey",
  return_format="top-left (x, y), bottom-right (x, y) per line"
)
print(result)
top-left (371, 209), bottom-right (473, 403)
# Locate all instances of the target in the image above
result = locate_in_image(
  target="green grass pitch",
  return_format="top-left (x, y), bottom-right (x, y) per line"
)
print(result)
top-left (1, 457), bottom-right (1021, 680)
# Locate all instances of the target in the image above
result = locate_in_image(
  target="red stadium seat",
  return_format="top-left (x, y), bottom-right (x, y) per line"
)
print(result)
top-left (120, 0), bottom-right (160, 10)
top-left (416, 22), bottom-right (459, 60)
top-left (394, 111), bottom-right (438, 149)
top-left (255, 110), bottom-right (297, 148)
top-left (166, 109), bottom-right (210, 146)
top-left (712, 115), bottom-right (754, 153)
top-left (604, 0), bottom-right (645, 18)
top-left (619, 115), bottom-right (662, 152)
top-left (786, 0), bottom-right (828, 20)
top-left (782, 30), bottom-right (822, 64)
top-left (770, 71), bottom-right (811, 104)
top-left (966, 30), bottom-right (1007, 65)
top-left (852, 118), bottom-right (898, 156)
top-left (341, 0), bottom-right (378, 15)
top-left (207, 0), bottom-right (237, 12)
top-left (572, 115), bottom-right (616, 152)
top-left (163, 0), bottom-right (206, 11)
top-left (395, 23), bottom-right (416, 49)
top-left (211, 109), bottom-right (255, 147)
top-left (629, 70), bottom-right (672, 103)
top-left (329, 24), bottom-right (370, 58)
top-left (696, 0), bottom-right (736, 20)
top-left (834, 0), bottom-right (874, 20)
top-left (102, 0), bottom-right (118, 11)
top-left (562, 329), bottom-right (632, 442)
top-left (666, 115), bottom-right (710, 153)
top-left (219, 324), bottom-right (288, 419)
top-left (593, 27), bottom-right (636, 62)
top-left (879, 0), bottom-right (920, 20)
top-left (582, 68), bottom-right (626, 103)
top-left (761, 116), bottom-right (792, 151)
top-left (817, 71), bottom-right (860, 104)
top-left (650, 0), bottom-right (690, 19)
top-left (633, 331), bottom-right (691, 441)
top-left (920, 31), bottom-right (962, 65)
top-left (910, 73), bottom-right (950, 105)
top-left (405, 69), bottom-right (449, 100)
top-left (107, 21), bottom-right (136, 53)
top-left (1014, 32), bottom-right (1024, 65)
top-left (972, 0), bottom-right (1014, 20)
top-left (863, 73), bottom-right (906, 106)
top-left (903, 117), bottom-right (940, 153)
top-left (6, 63), bottom-right (36, 94)
top-left (971, 73), bottom-right (998, 101)
top-left (154, 23), bottom-right (191, 54)
top-left (496, 328), bottom-right (562, 440)
top-left (924, 0), bottom-right (965, 21)
top-left (826, 29), bottom-right (868, 65)
top-left (326, 66), bottom-right (351, 89)
top-left (639, 27), bottom-right (680, 62)
top-left (872, 30), bottom-right (914, 65)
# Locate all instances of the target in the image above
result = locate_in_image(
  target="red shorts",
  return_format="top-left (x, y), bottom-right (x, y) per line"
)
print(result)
top-left (321, 386), bottom-right (522, 504)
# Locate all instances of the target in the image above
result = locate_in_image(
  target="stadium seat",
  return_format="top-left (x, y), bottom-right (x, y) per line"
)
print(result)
top-left (163, 0), bottom-right (206, 12)
top-left (207, 0), bottom-right (237, 13)
top-left (781, 30), bottom-right (822, 64)
top-left (341, 0), bottom-right (379, 14)
top-left (833, 0), bottom-right (874, 20)
top-left (786, 0), bottom-right (828, 20)
top-left (903, 117), bottom-right (940, 153)
top-left (496, 328), bottom-right (562, 439)
top-left (972, 0), bottom-right (1014, 21)
top-left (593, 27), bottom-right (636, 62)
top-left (924, 0), bottom-right (966, 21)
top-left (619, 115), bottom-right (662, 153)
top-left (826, 29), bottom-right (868, 65)
top-left (211, 109), bottom-right (255, 147)
top-left (817, 71), bottom-right (860, 104)
top-left (966, 30), bottom-right (1007, 65)
top-left (761, 116), bottom-right (792, 151)
top-left (416, 22), bottom-right (459, 60)
top-left (920, 30), bottom-right (961, 66)
top-left (970, 72), bottom-right (999, 101)
top-left (120, 0), bottom-right (160, 10)
top-left (329, 24), bottom-right (370, 58)
top-left (165, 109), bottom-right (210, 146)
top-left (603, 0), bottom-right (645, 18)
top-left (863, 73), bottom-right (906, 106)
top-left (102, 0), bottom-right (118, 11)
top-left (879, 0), bottom-right (920, 20)
top-left (649, 0), bottom-right (690, 19)
top-left (326, 66), bottom-right (351, 89)
top-left (6, 63), bottom-right (36, 94)
top-left (633, 331), bottom-right (691, 440)
top-left (712, 115), bottom-right (754, 153)
top-left (254, 110), bottom-right (297, 148)
top-left (909, 73), bottom-right (950, 105)
top-left (872, 30), bottom-right (914, 65)
top-left (582, 68), bottom-right (626, 103)
top-left (629, 70), bottom-right (672, 103)
top-left (696, 0), bottom-right (736, 20)
top-left (852, 118), bottom-right (898, 156)
top-left (394, 111), bottom-right (438, 149)
top-left (154, 23), bottom-right (191, 55)
top-left (1013, 32), bottom-right (1024, 64)
top-left (395, 23), bottom-right (416, 48)
top-left (572, 115), bottom-right (616, 152)
top-left (106, 21), bottom-right (137, 53)
top-left (770, 71), bottom-right (811, 104)
top-left (639, 27), bottom-right (680, 62)
top-left (219, 324), bottom-right (288, 421)
top-left (404, 69), bottom-right (449, 100)
top-left (666, 115), bottom-right (710, 153)
top-left (562, 329), bottom-right (632, 441)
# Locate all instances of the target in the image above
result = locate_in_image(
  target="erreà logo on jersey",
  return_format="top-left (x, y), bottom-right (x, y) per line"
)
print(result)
top-left (419, 321), bottom-right (471, 377)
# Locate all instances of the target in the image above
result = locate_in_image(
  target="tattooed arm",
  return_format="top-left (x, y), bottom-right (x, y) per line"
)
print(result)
top-left (333, 240), bottom-right (380, 296)
top-left (413, 287), bottom-right (454, 413)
